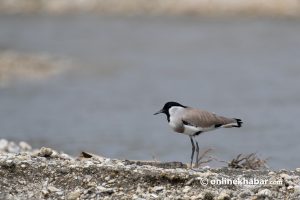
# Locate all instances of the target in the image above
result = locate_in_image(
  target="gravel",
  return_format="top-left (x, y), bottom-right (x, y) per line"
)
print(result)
top-left (0, 139), bottom-right (300, 200)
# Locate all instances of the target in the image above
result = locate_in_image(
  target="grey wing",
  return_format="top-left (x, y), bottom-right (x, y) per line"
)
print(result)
top-left (182, 108), bottom-right (235, 128)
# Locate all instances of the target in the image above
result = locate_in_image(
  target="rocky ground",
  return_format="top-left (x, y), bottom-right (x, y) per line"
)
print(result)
top-left (0, 139), bottom-right (300, 200)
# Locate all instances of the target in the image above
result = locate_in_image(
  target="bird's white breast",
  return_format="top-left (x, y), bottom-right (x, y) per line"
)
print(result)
top-left (168, 106), bottom-right (184, 130)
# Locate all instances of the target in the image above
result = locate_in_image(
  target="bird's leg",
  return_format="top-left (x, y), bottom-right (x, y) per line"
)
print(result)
top-left (195, 141), bottom-right (200, 167)
top-left (189, 136), bottom-right (195, 168)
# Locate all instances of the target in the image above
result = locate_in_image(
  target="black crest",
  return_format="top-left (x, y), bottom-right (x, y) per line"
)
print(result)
top-left (162, 101), bottom-right (186, 111)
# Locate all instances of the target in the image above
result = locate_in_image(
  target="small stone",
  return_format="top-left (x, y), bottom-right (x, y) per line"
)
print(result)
top-left (84, 175), bottom-right (92, 182)
top-left (5, 160), bottom-right (15, 167)
top-left (97, 186), bottom-right (114, 194)
top-left (295, 168), bottom-right (300, 173)
top-left (268, 171), bottom-right (276, 175)
top-left (239, 189), bottom-right (253, 198)
top-left (280, 173), bottom-right (291, 180)
top-left (217, 190), bottom-right (231, 200)
top-left (257, 189), bottom-right (272, 198)
top-left (0, 139), bottom-right (8, 151)
top-left (87, 182), bottom-right (97, 187)
top-left (186, 178), bottom-right (194, 185)
top-left (152, 186), bottom-right (164, 192)
top-left (60, 153), bottom-right (73, 160)
top-left (108, 179), bottom-right (115, 183)
top-left (183, 186), bottom-right (191, 193)
top-left (67, 190), bottom-right (81, 200)
top-left (287, 185), bottom-right (294, 191)
top-left (18, 180), bottom-right (26, 185)
top-left (203, 191), bottom-right (215, 200)
top-left (19, 141), bottom-right (32, 151)
top-left (150, 193), bottom-right (158, 198)
top-left (42, 189), bottom-right (49, 195)
top-left (48, 186), bottom-right (60, 193)
top-left (38, 147), bottom-right (53, 157)
top-left (191, 193), bottom-right (204, 200)
top-left (294, 186), bottom-right (300, 195)
top-left (7, 142), bottom-right (20, 153)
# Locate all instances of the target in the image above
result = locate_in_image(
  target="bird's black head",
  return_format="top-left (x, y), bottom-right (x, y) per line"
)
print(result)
top-left (154, 101), bottom-right (186, 121)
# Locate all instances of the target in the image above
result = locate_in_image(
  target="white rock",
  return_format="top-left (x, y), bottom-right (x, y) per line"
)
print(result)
top-left (183, 186), bottom-right (191, 193)
top-left (152, 186), bottom-right (164, 192)
top-left (60, 153), bottom-right (73, 160)
top-left (257, 189), bottom-right (272, 197)
top-left (295, 168), bottom-right (300, 173)
top-left (239, 189), bottom-right (252, 198)
top-left (97, 186), bottom-right (114, 194)
top-left (217, 190), bottom-right (231, 200)
top-left (0, 139), bottom-right (8, 151)
top-left (19, 141), bottom-right (32, 151)
top-left (39, 147), bottom-right (53, 157)
top-left (268, 171), bottom-right (276, 175)
top-left (67, 190), bottom-right (81, 200)
top-left (48, 186), bottom-right (60, 193)
top-left (7, 142), bottom-right (20, 153)
top-left (191, 193), bottom-right (204, 200)
top-left (150, 193), bottom-right (158, 198)
top-left (280, 173), bottom-right (291, 180)
top-left (293, 185), bottom-right (300, 195)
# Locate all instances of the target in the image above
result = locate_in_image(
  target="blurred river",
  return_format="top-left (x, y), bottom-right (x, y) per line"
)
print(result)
top-left (0, 14), bottom-right (300, 169)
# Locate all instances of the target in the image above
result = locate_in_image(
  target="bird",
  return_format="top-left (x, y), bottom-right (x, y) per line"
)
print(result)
top-left (154, 101), bottom-right (242, 168)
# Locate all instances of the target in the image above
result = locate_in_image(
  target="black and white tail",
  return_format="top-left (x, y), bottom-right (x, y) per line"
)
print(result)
top-left (233, 118), bottom-right (243, 127)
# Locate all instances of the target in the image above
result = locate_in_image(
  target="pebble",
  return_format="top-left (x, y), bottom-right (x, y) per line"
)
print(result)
top-left (19, 141), bottom-right (32, 151)
top-left (182, 186), bottom-right (191, 193)
top-left (7, 142), bottom-right (20, 153)
top-left (238, 189), bottom-right (253, 198)
top-left (268, 171), bottom-right (276, 175)
top-left (0, 139), bottom-right (8, 151)
top-left (67, 190), bottom-right (81, 200)
top-left (295, 168), bottom-right (300, 173)
top-left (257, 189), bottom-right (272, 197)
top-left (152, 186), bottom-right (164, 192)
top-left (150, 193), bottom-right (158, 198)
top-left (191, 194), bottom-right (204, 200)
top-left (217, 190), bottom-right (231, 200)
top-left (48, 186), bottom-right (60, 193)
top-left (280, 173), bottom-right (292, 181)
top-left (185, 178), bottom-right (194, 185)
top-left (38, 147), bottom-right (53, 157)
top-left (293, 186), bottom-right (300, 195)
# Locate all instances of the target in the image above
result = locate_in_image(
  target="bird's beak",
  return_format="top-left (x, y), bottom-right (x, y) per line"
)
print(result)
top-left (154, 109), bottom-right (163, 115)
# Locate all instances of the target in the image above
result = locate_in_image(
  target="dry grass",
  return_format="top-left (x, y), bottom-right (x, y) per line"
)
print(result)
top-left (196, 148), bottom-right (215, 167)
top-left (0, 0), bottom-right (300, 17)
top-left (194, 149), bottom-right (268, 170)
top-left (228, 153), bottom-right (268, 170)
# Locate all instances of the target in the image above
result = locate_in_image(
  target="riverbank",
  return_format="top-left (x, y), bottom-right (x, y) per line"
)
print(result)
top-left (0, 140), bottom-right (299, 199)
top-left (0, 0), bottom-right (300, 17)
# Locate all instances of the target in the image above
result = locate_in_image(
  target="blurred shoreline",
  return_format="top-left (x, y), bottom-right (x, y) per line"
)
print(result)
top-left (0, 0), bottom-right (300, 18)
top-left (0, 51), bottom-right (70, 87)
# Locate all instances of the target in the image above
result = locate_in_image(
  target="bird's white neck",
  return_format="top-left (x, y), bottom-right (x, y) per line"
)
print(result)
top-left (169, 106), bottom-right (185, 116)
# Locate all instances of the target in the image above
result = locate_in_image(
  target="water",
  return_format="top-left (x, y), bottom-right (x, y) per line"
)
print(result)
top-left (0, 14), bottom-right (300, 169)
